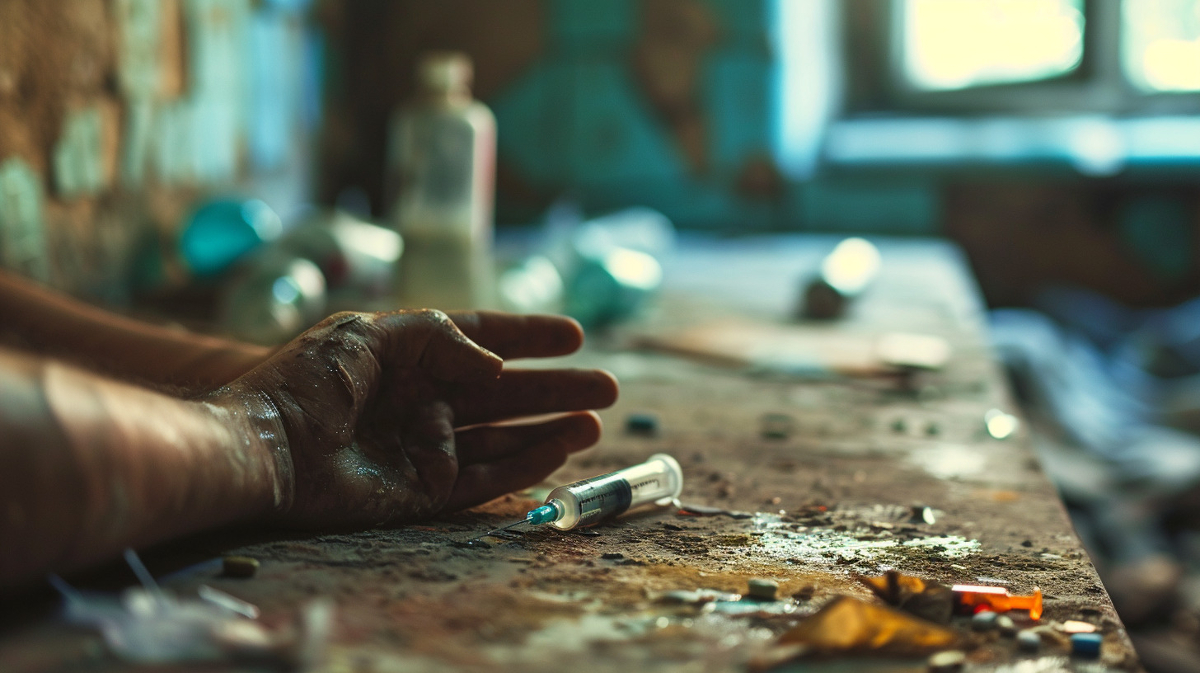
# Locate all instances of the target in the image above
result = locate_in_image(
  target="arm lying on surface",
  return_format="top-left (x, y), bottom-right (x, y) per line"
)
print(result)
top-left (0, 346), bottom-right (285, 585)
top-left (0, 309), bottom-right (618, 588)
top-left (0, 270), bottom-right (268, 391)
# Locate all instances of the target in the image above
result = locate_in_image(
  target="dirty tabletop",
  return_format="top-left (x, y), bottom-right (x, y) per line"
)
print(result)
top-left (1, 235), bottom-right (1140, 672)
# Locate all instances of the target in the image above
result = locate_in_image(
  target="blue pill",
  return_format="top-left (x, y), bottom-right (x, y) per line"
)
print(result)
top-left (1071, 633), bottom-right (1102, 658)
top-left (626, 413), bottom-right (660, 436)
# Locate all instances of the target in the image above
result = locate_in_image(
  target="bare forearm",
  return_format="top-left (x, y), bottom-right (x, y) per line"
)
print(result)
top-left (0, 348), bottom-right (288, 587)
top-left (0, 271), bottom-right (269, 389)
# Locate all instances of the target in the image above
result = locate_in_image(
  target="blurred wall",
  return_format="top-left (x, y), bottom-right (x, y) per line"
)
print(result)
top-left (321, 0), bottom-right (1200, 309)
top-left (0, 0), bottom-right (317, 303)
top-left (319, 0), bottom-right (793, 231)
top-left (3, 0), bottom-right (1196, 312)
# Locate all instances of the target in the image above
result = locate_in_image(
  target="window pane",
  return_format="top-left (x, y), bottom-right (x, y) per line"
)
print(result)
top-left (902, 0), bottom-right (1085, 91)
top-left (1123, 0), bottom-right (1200, 91)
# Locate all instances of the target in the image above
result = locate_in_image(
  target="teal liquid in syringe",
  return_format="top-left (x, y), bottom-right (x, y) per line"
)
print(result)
top-left (484, 453), bottom-right (684, 537)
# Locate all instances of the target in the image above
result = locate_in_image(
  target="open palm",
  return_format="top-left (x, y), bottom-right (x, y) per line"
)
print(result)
top-left (239, 309), bottom-right (617, 528)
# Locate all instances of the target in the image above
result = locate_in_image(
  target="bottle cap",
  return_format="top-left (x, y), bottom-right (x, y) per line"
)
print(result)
top-left (418, 51), bottom-right (472, 95)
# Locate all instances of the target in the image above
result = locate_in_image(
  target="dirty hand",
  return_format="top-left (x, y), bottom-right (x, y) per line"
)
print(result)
top-left (221, 310), bottom-right (617, 528)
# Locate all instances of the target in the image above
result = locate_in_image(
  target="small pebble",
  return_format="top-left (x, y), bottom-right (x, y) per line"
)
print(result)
top-left (625, 413), bottom-right (659, 436)
top-left (925, 421), bottom-right (940, 436)
top-left (794, 585), bottom-right (816, 601)
top-left (222, 556), bottom-right (259, 578)
top-left (1017, 629), bottom-right (1041, 651)
top-left (891, 418), bottom-right (907, 433)
top-left (659, 590), bottom-right (707, 605)
top-left (452, 539), bottom-right (492, 549)
top-left (1071, 633), bottom-right (1102, 658)
top-left (760, 414), bottom-right (794, 440)
top-left (996, 615), bottom-right (1016, 636)
top-left (927, 650), bottom-right (965, 672)
top-left (601, 552), bottom-right (624, 560)
top-left (971, 610), bottom-right (998, 631)
top-left (747, 578), bottom-right (778, 601)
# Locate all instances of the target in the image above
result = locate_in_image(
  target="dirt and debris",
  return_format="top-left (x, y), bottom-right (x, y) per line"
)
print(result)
top-left (774, 596), bottom-right (961, 656)
top-left (860, 570), bottom-right (954, 624)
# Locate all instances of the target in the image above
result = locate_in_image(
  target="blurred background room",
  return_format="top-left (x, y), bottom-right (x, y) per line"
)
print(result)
top-left (4, 0), bottom-right (1200, 669)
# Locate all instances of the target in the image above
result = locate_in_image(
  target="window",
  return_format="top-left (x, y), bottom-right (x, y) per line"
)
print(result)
top-left (823, 0), bottom-right (1200, 173)
top-left (903, 0), bottom-right (1085, 91)
top-left (842, 0), bottom-right (1200, 114)
top-left (1123, 0), bottom-right (1200, 91)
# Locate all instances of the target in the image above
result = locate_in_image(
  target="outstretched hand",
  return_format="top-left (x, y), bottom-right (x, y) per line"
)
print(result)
top-left (225, 309), bottom-right (617, 528)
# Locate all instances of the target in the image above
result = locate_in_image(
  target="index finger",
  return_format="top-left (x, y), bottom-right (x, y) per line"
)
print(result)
top-left (445, 312), bottom-right (584, 360)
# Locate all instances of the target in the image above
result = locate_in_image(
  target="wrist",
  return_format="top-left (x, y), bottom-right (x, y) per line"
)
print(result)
top-left (201, 385), bottom-right (294, 519)
top-left (178, 343), bottom-right (273, 391)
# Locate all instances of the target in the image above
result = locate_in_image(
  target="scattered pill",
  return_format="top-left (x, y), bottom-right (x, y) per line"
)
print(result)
top-left (222, 556), bottom-right (259, 578)
top-left (1071, 632), bottom-right (1102, 658)
top-left (1017, 629), bottom-right (1041, 651)
top-left (625, 413), bottom-right (659, 436)
top-left (996, 615), bottom-right (1016, 636)
top-left (927, 650), bottom-right (965, 672)
top-left (971, 610), bottom-right (998, 631)
top-left (911, 505), bottom-right (936, 524)
top-left (1061, 620), bottom-right (1097, 634)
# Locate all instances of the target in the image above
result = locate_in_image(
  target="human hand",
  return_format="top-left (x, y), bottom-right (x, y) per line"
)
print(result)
top-left (224, 309), bottom-right (617, 528)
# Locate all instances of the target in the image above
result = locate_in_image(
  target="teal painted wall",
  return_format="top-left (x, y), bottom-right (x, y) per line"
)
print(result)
top-left (487, 0), bottom-right (943, 235)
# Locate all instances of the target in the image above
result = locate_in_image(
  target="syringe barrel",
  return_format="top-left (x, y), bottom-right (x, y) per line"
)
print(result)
top-left (545, 453), bottom-right (684, 530)
top-left (621, 453), bottom-right (684, 508)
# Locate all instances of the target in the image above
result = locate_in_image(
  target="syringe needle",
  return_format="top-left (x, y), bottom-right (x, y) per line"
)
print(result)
top-left (487, 516), bottom-right (531, 537)
top-left (464, 515), bottom-right (530, 544)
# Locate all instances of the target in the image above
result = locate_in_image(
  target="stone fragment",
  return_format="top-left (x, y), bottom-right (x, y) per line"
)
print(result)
top-left (760, 413), bottom-right (794, 440)
top-left (747, 578), bottom-right (778, 601)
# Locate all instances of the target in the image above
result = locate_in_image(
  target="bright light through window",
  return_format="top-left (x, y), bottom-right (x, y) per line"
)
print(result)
top-left (1123, 0), bottom-right (1200, 91)
top-left (903, 0), bottom-right (1085, 90)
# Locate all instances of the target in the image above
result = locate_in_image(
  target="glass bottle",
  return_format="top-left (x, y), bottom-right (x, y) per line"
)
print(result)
top-left (388, 51), bottom-right (496, 310)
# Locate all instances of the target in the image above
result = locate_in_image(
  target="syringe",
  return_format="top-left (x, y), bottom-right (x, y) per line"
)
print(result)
top-left (484, 453), bottom-right (684, 536)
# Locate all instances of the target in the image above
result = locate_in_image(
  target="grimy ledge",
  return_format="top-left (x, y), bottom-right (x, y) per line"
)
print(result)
top-left (0, 235), bottom-right (1140, 672)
